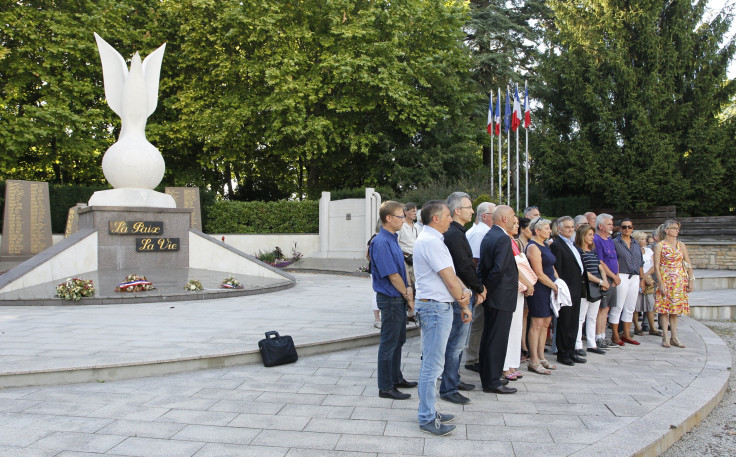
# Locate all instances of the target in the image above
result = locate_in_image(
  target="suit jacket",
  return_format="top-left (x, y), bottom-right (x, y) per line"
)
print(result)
top-left (477, 225), bottom-right (518, 312)
top-left (550, 237), bottom-right (583, 306)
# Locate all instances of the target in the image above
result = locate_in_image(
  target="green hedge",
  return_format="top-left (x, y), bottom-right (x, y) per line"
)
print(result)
top-left (205, 200), bottom-right (319, 233)
top-left (539, 196), bottom-right (591, 219)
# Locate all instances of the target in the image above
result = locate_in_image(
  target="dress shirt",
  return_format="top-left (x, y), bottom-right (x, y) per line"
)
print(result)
top-left (443, 221), bottom-right (484, 294)
top-left (614, 236), bottom-right (643, 275)
top-left (465, 222), bottom-right (491, 259)
top-left (594, 233), bottom-right (619, 276)
top-left (397, 222), bottom-right (422, 254)
top-left (561, 235), bottom-right (584, 273)
top-left (370, 228), bottom-right (408, 297)
top-left (414, 225), bottom-right (456, 303)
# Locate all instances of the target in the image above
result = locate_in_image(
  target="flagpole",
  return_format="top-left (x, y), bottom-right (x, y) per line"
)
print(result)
top-left (498, 88), bottom-right (502, 202)
top-left (507, 86), bottom-right (510, 206)
top-left (516, 118), bottom-right (520, 214)
top-left (490, 92), bottom-right (494, 199)
top-left (525, 81), bottom-right (529, 209)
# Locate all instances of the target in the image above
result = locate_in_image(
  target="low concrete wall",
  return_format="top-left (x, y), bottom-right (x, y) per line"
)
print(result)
top-left (4, 234), bottom-right (320, 259)
top-left (687, 241), bottom-right (736, 270)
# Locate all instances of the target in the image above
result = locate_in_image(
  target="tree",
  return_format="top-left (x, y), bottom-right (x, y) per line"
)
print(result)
top-left (534, 0), bottom-right (736, 214)
top-left (0, 0), bottom-right (164, 185)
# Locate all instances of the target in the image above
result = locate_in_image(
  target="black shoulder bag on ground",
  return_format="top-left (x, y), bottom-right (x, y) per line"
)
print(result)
top-left (258, 331), bottom-right (298, 367)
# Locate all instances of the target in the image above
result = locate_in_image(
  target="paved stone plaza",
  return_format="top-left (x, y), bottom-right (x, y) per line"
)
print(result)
top-left (0, 272), bottom-right (732, 456)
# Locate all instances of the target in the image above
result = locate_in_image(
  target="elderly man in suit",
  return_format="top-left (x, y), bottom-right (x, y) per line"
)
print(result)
top-left (550, 216), bottom-right (587, 365)
top-left (477, 205), bottom-right (519, 394)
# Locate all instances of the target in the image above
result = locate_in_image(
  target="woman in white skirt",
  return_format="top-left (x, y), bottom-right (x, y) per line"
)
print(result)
top-left (632, 230), bottom-right (661, 336)
top-left (502, 216), bottom-right (536, 381)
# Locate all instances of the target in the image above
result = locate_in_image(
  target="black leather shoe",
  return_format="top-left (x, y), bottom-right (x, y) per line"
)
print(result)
top-left (379, 388), bottom-right (411, 400)
top-left (483, 385), bottom-right (517, 394)
top-left (570, 354), bottom-right (587, 363)
top-left (394, 379), bottom-right (418, 388)
top-left (440, 392), bottom-right (471, 405)
top-left (587, 347), bottom-right (606, 355)
top-left (499, 377), bottom-right (509, 385)
top-left (457, 381), bottom-right (475, 391)
top-left (575, 349), bottom-right (587, 357)
top-left (557, 357), bottom-right (575, 366)
top-left (464, 363), bottom-right (480, 373)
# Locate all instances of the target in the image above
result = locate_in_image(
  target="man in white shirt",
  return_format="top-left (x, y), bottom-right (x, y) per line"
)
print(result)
top-left (463, 201), bottom-right (494, 372)
top-left (413, 200), bottom-right (471, 436)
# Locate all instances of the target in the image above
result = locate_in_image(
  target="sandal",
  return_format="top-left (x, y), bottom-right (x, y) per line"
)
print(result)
top-left (649, 329), bottom-right (663, 336)
top-left (662, 337), bottom-right (671, 348)
top-left (670, 337), bottom-right (686, 348)
top-left (504, 372), bottom-right (518, 381)
top-left (539, 359), bottom-right (557, 370)
top-left (528, 362), bottom-right (551, 375)
top-left (513, 370), bottom-right (523, 379)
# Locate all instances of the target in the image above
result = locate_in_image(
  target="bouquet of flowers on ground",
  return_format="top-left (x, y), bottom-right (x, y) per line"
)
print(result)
top-left (55, 278), bottom-right (95, 301)
top-left (184, 279), bottom-right (203, 291)
top-left (115, 274), bottom-right (154, 292)
top-left (220, 275), bottom-right (244, 289)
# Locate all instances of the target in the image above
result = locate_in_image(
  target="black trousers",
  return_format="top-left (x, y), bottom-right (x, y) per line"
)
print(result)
top-left (556, 300), bottom-right (581, 358)
top-left (479, 304), bottom-right (513, 389)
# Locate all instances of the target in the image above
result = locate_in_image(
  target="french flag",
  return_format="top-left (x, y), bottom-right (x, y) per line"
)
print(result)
top-left (511, 85), bottom-right (522, 132)
top-left (494, 88), bottom-right (501, 136)
top-left (487, 92), bottom-right (494, 135)
top-left (524, 83), bottom-right (531, 128)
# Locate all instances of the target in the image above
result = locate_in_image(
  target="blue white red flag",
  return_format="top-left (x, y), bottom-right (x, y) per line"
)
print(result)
top-left (512, 85), bottom-right (522, 132)
top-left (504, 87), bottom-right (512, 133)
top-left (494, 88), bottom-right (501, 136)
top-left (487, 92), bottom-right (494, 135)
top-left (524, 83), bottom-right (531, 128)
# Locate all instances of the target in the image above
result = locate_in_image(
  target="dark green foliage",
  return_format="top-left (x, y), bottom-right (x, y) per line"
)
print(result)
top-left (205, 200), bottom-right (319, 234)
top-left (534, 0), bottom-right (736, 215)
top-left (48, 184), bottom-right (110, 233)
top-left (538, 196), bottom-right (591, 219)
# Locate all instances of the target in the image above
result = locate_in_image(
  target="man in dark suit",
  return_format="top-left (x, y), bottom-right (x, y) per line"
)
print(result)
top-left (550, 216), bottom-right (587, 366)
top-left (477, 205), bottom-right (518, 394)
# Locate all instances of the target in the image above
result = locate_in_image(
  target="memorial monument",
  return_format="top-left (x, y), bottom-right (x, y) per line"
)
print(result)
top-left (0, 34), bottom-right (294, 304)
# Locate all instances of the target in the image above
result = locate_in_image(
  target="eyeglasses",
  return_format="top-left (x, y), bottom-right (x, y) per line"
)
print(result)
top-left (667, 226), bottom-right (680, 231)
top-left (391, 214), bottom-right (406, 219)
top-left (621, 225), bottom-right (633, 229)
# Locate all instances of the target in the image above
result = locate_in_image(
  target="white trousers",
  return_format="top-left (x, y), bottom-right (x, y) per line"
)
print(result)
top-left (503, 292), bottom-right (524, 371)
top-left (609, 274), bottom-right (639, 324)
top-left (576, 297), bottom-right (600, 349)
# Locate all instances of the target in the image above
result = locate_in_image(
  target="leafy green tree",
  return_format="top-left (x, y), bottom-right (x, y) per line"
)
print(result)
top-left (0, 0), bottom-right (164, 185)
top-left (534, 0), bottom-right (736, 215)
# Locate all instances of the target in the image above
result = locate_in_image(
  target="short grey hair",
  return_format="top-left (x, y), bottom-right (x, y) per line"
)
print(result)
top-left (475, 202), bottom-right (495, 222)
top-left (574, 215), bottom-right (587, 227)
top-left (662, 219), bottom-right (681, 230)
top-left (595, 213), bottom-right (613, 230)
top-left (555, 215), bottom-right (574, 230)
top-left (420, 200), bottom-right (448, 225)
top-left (446, 192), bottom-right (471, 215)
top-left (529, 217), bottom-right (552, 235)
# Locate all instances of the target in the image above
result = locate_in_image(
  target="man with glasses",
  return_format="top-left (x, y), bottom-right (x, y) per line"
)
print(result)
top-left (370, 201), bottom-right (417, 400)
top-left (440, 192), bottom-right (487, 405)
top-left (611, 218), bottom-right (644, 345)
top-left (463, 201), bottom-right (495, 372)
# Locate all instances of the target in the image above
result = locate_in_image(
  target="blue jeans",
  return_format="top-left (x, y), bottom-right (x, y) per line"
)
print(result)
top-left (376, 293), bottom-right (407, 391)
top-left (439, 297), bottom-right (474, 396)
top-left (415, 300), bottom-right (453, 425)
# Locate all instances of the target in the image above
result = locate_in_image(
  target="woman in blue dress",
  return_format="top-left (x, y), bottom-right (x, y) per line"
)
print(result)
top-left (525, 218), bottom-right (559, 375)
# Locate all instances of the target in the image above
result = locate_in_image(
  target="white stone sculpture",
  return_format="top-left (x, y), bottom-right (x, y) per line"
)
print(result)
top-left (88, 33), bottom-right (176, 208)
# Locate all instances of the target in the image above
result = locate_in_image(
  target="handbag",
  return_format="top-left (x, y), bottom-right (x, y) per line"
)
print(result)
top-left (258, 331), bottom-right (298, 367)
top-left (586, 277), bottom-right (602, 302)
top-left (514, 252), bottom-right (538, 293)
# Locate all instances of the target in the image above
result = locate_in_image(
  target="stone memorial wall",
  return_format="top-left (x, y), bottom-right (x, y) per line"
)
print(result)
top-left (165, 187), bottom-right (202, 231)
top-left (1, 180), bottom-right (53, 259)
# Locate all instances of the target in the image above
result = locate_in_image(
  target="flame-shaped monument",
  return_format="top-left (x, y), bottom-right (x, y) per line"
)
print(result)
top-left (88, 33), bottom-right (175, 208)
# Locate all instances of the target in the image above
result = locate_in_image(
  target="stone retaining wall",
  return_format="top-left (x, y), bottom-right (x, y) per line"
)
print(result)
top-left (686, 241), bottom-right (736, 270)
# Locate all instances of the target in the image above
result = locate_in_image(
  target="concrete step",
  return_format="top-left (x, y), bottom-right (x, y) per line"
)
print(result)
top-left (689, 289), bottom-right (736, 320)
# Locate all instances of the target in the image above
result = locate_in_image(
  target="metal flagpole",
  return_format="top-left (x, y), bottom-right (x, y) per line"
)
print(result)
top-left (515, 85), bottom-right (520, 214)
top-left (506, 86), bottom-right (510, 206)
top-left (498, 87), bottom-right (502, 202)
top-left (525, 80), bottom-right (529, 209)
top-left (490, 91), bottom-right (494, 199)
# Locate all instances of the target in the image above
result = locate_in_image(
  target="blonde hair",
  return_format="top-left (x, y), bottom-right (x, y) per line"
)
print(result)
top-left (631, 230), bottom-right (647, 242)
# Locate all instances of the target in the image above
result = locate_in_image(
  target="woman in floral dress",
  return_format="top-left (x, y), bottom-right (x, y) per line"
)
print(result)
top-left (653, 220), bottom-right (694, 348)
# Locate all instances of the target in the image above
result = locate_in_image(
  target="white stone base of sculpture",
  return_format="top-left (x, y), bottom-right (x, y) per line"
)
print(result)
top-left (88, 188), bottom-right (176, 208)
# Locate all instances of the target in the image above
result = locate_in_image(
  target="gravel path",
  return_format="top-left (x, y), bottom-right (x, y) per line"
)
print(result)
top-left (662, 320), bottom-right (736, 456)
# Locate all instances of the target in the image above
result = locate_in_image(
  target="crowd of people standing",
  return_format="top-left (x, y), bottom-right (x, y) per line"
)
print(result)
top-left (369, 197), bottom-right (694, 436)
